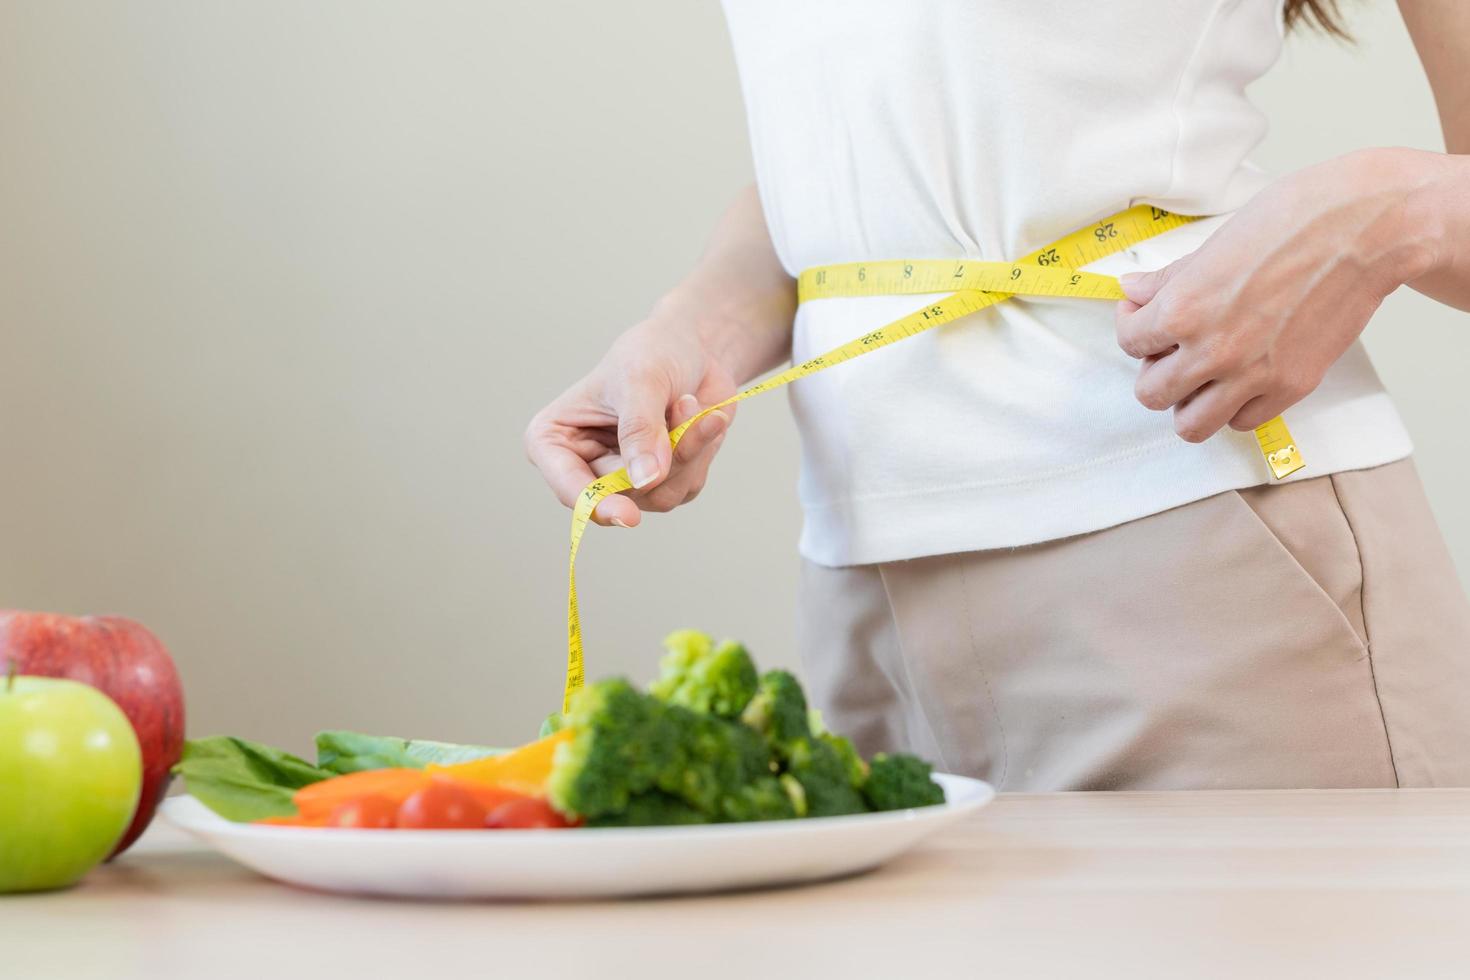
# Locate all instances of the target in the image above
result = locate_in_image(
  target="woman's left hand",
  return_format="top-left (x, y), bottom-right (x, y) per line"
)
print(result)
top-left (1114, 147), bottom-right (1444, 442)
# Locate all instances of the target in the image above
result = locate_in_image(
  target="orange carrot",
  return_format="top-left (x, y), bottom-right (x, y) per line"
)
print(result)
top-left (293, 767), bottom-right (431, 820)
top-left (254, 814), bottom-right (330, 827)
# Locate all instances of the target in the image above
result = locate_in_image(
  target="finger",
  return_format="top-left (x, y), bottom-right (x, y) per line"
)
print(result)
top-left (1118, 257), bottom-right (1183, 306)
top-left (595, 494), bottom-right (642, 529)
top-left (1114, 297), bottom-right (1178, 359)
top-left (667, 393), bottom-right (701, 437)
top-left (1171, 379), bottom-right (1259, 444)
top-left (679, 430), bottom-right (728, 505)
top-left (525, 427), bottom-right (601, 510)
top-left (549, 453), bottom-right (640, 528)
top-left (640, 427), bottom-right (729, 512)
top-left (590, 396), bottom-right (733, 527)
top-left (581, 427), bottom-right (620, 452)
top-left (693, 369), bottom-right (739, 425)
top-left (635, 411), bottom-right (729, 512)
top-left (528, 438), bottom-right (638, 528)
top-left (670, 389), bottom-right (735, 436)
top-left (608, 368), bottom-right (675, 491)
top-left (1133, 346), bottom-right (1212, 412)
top-left (1230, 391), bottom-right (1300, 433)
top-left (670, 403), bottom-right (731, 465)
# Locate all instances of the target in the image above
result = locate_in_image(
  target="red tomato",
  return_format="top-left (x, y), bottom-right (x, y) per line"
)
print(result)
top-left (486, 796), bottom-right (576, 830)
top-left (460, 784), bottom-right (534, 814)
top-left (396, 780), bottom-right (489, 830)
top-left (328, 795), bottom-right (398, 829)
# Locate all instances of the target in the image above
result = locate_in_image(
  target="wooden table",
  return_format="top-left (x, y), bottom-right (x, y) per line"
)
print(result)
top-left (10, 790), bottom-right (1470, 979)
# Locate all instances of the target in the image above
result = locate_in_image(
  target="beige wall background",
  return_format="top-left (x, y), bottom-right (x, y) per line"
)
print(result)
top-left (2, 1), bottom-right (1464, 755)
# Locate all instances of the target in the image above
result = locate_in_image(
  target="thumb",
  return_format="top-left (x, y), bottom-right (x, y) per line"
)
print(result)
top-left (1118, 259), bottom-right (1183, 305)
top-left (610, 368), bottom-right (674, 490)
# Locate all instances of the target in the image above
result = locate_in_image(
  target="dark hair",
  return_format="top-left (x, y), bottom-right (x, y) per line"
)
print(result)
top-left (1284, 0), bottom-right (1349, 38)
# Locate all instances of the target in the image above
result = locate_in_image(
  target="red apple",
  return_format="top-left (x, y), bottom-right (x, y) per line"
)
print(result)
top-left (0, 611), bottom-right (184, 857)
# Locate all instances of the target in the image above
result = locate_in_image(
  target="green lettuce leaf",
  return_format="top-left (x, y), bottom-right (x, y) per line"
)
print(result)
top-left (173, 736), bottom-right (331, 821)
top-left (173, 731), bottom-right (507, 822)
top-left (313, 730), bottom-right (503, 774)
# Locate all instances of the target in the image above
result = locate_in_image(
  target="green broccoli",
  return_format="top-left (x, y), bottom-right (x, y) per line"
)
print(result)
top-left (719, 774), bottom-right (800, 822)
top-left (785, 736), bottom-right (868, 817)
top-left (548, 636), bottom-right (947, 827)
top-left (587, 791), bottom-right (711, 827)
top-left (820, 732), bottom-right (869, 789)
top-left (779, 774), bottom-right (808, 817)
top-left (863, 753), bottom-right (946, 811)
top-left (740, 670), bottom-right (867, 817)
top-left (546, 678), bottom-right (678, 819)
top-left (654, 706), bottom-right (775, 817)
top-left (548, 676), bottom-right (792, 823)
top-left (649, 630), bottom-right (759, 718)
top-left (740, 669), bottom-right (812, 759)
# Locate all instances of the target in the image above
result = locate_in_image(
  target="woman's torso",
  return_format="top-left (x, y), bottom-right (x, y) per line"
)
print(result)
top-left (722, 0), bottom-right (1411, 566)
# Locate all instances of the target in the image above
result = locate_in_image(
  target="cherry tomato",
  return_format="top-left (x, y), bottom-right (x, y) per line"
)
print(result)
top-left (460, 784), bottom-right (533, 814)
top-left (486, 796), bottom-right (576, 830)
top-left (328, 795), bottom-right (398, 829)
top-left (396, 780), bottom-right (488, 830)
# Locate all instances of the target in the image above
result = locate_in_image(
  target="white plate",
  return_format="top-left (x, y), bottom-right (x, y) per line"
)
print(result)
top-left (161, 773), bottom-right (993, 900)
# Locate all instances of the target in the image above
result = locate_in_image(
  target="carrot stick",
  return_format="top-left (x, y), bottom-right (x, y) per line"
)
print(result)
top-left (254, 814), bottom-right (330, 827)
top-left (293, 767), bottom-right (431, 820)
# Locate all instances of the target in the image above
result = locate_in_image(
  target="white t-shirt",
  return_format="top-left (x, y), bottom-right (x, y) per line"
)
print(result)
top-left (721, 0), bottom-right (1412, 567)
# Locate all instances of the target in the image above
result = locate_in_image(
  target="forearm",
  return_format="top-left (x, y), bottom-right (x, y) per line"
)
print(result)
top-left (1287, 147), bottom-right (1470, 313)
top-left (1396, 0), bottom-right (1470, 307)
top-left (1400, 0), bottom-right (1470, 153)
top-left (1405, 152), bottom-right (1470, 310)
top-left (652, 185), bottom-right (796, 384)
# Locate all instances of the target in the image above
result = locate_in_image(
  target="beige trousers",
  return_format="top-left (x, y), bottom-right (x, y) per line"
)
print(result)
top-left (797, 459), bottom-right (1470, 790)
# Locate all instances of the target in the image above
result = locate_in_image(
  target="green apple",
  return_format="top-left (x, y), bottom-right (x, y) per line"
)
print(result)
top-left (0, 672), bottom-right (142, 892)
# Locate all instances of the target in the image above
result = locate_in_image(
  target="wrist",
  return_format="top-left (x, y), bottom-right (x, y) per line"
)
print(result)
top-left (651, 284), bottom-right (793, 383)
top-left (1412, 151), bottom-right (1470, 282)
top-left (1372, 146), bottom-right (1460, 284)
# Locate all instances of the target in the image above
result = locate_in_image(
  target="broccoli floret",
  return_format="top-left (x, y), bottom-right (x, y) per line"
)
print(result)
top-left (548, 676), bottom-right (787, 824)
top-left (741, 670), bottom-right (865, 816)
top-left (649, 630), bottom-right (759, 718)
top-left (651, 629), bottom-right (712, 684)
top-left (863, 753), bottom-right (946, 811)
top-left (719, 775), bottom-right (800, 822)
top-left (740, 669), bottom-right (812, 759)
top-left (654, 706), bottom-right (775, 818)
top-left (785, 736), bottom-right (868, 817)
top-left (779, 773), bottom-right (808, 817)
top-left (587, 791), bottom-right (711, 827)
top-left (546, 678), bottom-right (677, 819)
top-left (820, 732), bottom-right (869, 789)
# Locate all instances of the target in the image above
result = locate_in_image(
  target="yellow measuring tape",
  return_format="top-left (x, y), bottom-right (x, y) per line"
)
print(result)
top-left (562, 204), bottom-right (1304, 710)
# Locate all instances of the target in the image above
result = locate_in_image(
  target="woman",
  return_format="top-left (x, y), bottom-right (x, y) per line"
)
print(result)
top-left (526, 0), bottom-right (1470, 789)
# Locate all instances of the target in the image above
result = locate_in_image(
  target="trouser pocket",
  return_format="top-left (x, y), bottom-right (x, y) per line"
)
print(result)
top-left (1234, 475), bottom-right (1367, 653)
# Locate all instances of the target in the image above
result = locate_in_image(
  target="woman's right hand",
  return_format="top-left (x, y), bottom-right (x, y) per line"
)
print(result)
top-left (526, 185), bottom-right (795, 527)
top-left (524, 312), bottom-right (739, 528)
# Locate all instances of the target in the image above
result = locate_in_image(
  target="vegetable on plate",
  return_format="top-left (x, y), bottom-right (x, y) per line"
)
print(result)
top-left (173, 630), bottom-right (946, 831)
